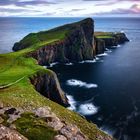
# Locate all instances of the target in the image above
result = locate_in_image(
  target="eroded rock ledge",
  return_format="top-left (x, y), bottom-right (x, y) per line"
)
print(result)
top-left (30, 71), bottom-right (69, 107)
top-left (94, 32), bottom-right (129, 54)
top-left (13, 18), bottom-right (94, 65)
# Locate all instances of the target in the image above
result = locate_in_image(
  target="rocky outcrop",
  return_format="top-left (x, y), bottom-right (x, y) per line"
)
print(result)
top-left (13, 18), bottom-right (94, 65)
top-left (94, 37), bottom-right (105, 54)
top-left (115, 33), bottom-right (129, 44)
top-left (94, 32), bottom-right (129, 52)
top-left (30, 71), bottom-right (69, 107)
top-left (0, 106), bottom-right (90, 140)
top-left (0, 125), bottom-right (28, 140)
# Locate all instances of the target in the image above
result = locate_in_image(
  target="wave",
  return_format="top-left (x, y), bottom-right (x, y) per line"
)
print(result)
top-left (78, 103), bottom-right (98, 115)
top-left (65, 63), bottom-right (73, 65)
top-left (97, 53), bottom-right (108, 57)
top-left (117, 45), bottom-right (121, 48)
top-left (95, 57), bottom-right (100, 60)
top-left (67, 95), bottom-right (76, 111)
top-left (79, 59), bottom-right (96, 64)
top-left (100, 125), bottom-right (116, 136)
top-left (66, 79), bottom-right (98, 88)
top-left (49, 62), bottom-right (58, 67)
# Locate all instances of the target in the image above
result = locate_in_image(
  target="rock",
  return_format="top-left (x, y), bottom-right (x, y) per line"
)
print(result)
top-left (0, 102), bottom-right (4, 109)
top-left (94, 32), bottom-right (129, 50)
top-left (115, 33), bottom-right (129, 44)
top-left (60, 124), bottom-right (87, 140)
top-left (30, 72), bottom-right (69, 107)
top-left (0, 124), bottom-right (28, 140)
top-left (94, 37), bottom-right (105, 54)
top-left (35, 106), bottom-right (52, 117)
top-left (7, 114), bottom-right (21, 123)
top-left (9, 124), bottom-right (16, 130)
top-left (4, 108), bottom-right (16, 115)
top-left (96, 134), bottom-right (112, 140)
top-left (0, 117), bottom-right (4, 123)
top-left (102, 37), bottom-right (117, 48)
top-left (47, 116), bottom-right (64, 131)
top-left (74, 133), bottom-right (87, 140)
top-left (54, 135), bottom-right (67, 140)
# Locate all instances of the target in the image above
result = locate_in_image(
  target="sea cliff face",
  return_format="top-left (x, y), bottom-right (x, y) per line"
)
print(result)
top-left (30, 71), bottom-right (69, 107)
top-left (13, 18), bottom-right (94, 65)
top-left (94, 32), bottom-right (129, 54)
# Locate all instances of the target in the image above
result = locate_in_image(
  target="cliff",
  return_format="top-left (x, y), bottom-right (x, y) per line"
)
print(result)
top-left (30, 71), bottom-right (68, 107)
top-left (13, 18), bottom-right (94, 65)
top-left (94, 32), bottom-right (129, 54)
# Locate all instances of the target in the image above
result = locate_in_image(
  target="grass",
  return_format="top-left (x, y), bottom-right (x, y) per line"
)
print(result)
top-left (95, 32), bottom-right (115, 39)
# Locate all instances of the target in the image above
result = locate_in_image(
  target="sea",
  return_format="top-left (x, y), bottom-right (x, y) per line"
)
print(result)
top-left (0, 17), bottom-right (140, 140)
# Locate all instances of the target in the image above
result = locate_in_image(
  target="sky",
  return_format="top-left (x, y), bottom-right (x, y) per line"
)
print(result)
top-left (0, 0), bottom-right (140, 17)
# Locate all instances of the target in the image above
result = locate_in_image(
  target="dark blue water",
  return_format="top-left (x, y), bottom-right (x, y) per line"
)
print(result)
top-left (0, 17), bottom-right (140, 140)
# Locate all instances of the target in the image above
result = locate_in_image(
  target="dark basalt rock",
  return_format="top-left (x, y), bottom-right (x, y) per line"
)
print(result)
top-left (114, 32), bottom-right (129, 44)
top-left (13, 18), bottom-right (95, 65)
top-left (4, 108), bottom-right (16, 115)
top-left (94, 32), bottom-right (129, 52)
top-left (30, 71), bottom-right (69, 107)
top-left (94, 37), bottom-right (105, 54)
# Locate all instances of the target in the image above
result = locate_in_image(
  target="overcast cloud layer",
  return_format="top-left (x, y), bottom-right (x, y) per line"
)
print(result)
top-left (0, 0), bottom-right (140, 17)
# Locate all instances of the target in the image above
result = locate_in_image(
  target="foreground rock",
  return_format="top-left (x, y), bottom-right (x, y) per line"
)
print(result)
top-left (0, 107), bottom-right (89, 140)
top-left (0, 125), bottom-right (28, 140)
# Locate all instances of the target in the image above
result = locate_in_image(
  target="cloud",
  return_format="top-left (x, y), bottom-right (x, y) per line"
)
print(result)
top-left (0, 0), bottom-right (57, 6)
top-left (71, 8), bottom-right (85, 11)
top-left (94, 3), bottom-right (140, 15)
top-left (0, 0), bottom-right (140, 17)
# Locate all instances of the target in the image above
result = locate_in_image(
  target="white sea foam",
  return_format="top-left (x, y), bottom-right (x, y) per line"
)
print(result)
top-left (78, 103), bottom-right (98, 115)
top-left (100, 126), bottom-right (116, 136)
top-left (97, 53), bottom-right (108, 57)
top-left (65, 63), bottom-right (73, 65)
top-left (121, 30), bottom-right (125, 33)
top-left (67, 95), bottom-right (76, 111)
top-left (95, 57), bottom-right (100, 60)
top-left (49, 62), bottom-right (58, 67)
top-left (105, 50), bottom-right (112, 53)
top-left (66, 79), bottom-right (98, 88)
top-left (117, 45), bottom-right (121, 48)
top-left (79, 59), bottom-right (96, 64)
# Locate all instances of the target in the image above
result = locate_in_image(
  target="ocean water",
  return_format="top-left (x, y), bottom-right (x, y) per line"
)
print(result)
top-left (1, 17), bottom-right (140, 140)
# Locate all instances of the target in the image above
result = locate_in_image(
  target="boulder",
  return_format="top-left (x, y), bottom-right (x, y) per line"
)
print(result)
top-left (0, 125), bottom-right (28, 140)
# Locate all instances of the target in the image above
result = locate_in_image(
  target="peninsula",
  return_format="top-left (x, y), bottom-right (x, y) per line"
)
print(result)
top-left (0, 18), bottom-right (128, 140)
